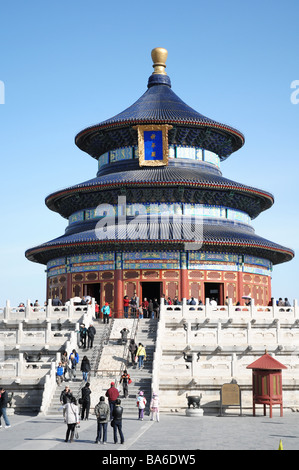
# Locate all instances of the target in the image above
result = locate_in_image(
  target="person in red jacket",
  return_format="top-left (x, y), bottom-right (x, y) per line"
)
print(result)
top-left (123, 295), bottom-right (130, 318)
top-left (141, 298), bottom-right (149, 318)
top-left (105, 382), bottom-right (119, 417)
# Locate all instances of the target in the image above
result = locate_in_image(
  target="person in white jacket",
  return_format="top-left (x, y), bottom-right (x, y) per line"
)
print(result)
top-left (150, 392), bottom-right (160, 422)
top-left (64, 397), bottom-right (80, 442)
top-left (136, 391), bottom-right (147, 420)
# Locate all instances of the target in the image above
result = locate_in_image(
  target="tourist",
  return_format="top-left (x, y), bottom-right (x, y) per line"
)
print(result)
top-left (123, 295), bottom-right (130, 318)
top-left (60, 385), bottom-right (73, 421)
top-left (63, 397), bottom-right (79, 443)
top-left (52, 297), bottom-right (62, 307)
top-left (128, 338), bottom-right (138, 365)
top-left (101, 302), bottom-right (110, 324)
top-left (61, 350), bottom-right (68, 380)
top-left (120, 327), bottom-right (130, 344)
top-left (120, 369), bottom-right (131, 398)
top-left (278, 297), bottom-right (284, 306)
top-left (148, 299), bottom-right (154, 318)
top-left (130, 293), bottom-right (139, 317)
top-left (150, 392), bottom-right (160, 422)
top-left (87, 323), bottom-right (96, 348)
top-left (69, 349), bottom-right (79, 380)
top-left (142, 298), bottom-right (149, 318)
top-left (80, 355), bottom-right (91, 382)
top-left (138, 305), bottom-right (143, 319)
top-left (56, 362), bottom-right (64, 386)
top-left (94, 396), bottom-right (110, 444)
top-left (136, 391), bottom-right (147, 420)
top-left (78, 323), bottom-right (88, 349)
top-left (153, 298), bottom-right (160, 319)
top-left (81, 382), bottom-right (91, 420)
top-left (0, 387), bottom-right (11, 428)
top-left (105, 381), bottom-right (119, 417)
top-left (136, 343), bottom-right (146, 369)
top-left (210, 298), bottom-right (218, 310)
top-left (284, 298), bottom-right (291, 311)
top-left (112, 398), bottom-right (124, 444)
top-left (95, 301), bottom-right (100, 319)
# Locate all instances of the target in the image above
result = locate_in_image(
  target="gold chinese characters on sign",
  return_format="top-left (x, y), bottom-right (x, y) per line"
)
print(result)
top-left (134, 124), bottom-right (172, 167)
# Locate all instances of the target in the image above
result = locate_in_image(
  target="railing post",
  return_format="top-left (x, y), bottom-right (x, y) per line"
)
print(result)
top-left (25, 299), bottom-right (31, 320)
top-left (17, 352), bottom-right (24, 377)
top-left (16, 322), bottom-right (23, 346)
top-left (4, 300), bottom-right (10, 321)
top-left (182, 298), bottom-right (187, 317)
top-left (45, 320), bottom-right (51, 349)
top-left (46, 299), bottom-right (52, 319)
top-left (272, 298), bottom-right (277, 318)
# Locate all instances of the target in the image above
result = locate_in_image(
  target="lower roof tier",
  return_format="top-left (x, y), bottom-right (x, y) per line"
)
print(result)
top-left (25, 218), bottom-right (294, 266)
top-left (45, 160), bottom-right (274, 220)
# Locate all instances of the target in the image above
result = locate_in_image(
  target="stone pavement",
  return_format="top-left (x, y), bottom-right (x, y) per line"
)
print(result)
top-left (0, 409), bottom-right (299, 451)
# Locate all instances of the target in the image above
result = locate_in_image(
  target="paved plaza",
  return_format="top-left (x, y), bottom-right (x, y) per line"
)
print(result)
top-left (0, 409), bottom-right (298, 451)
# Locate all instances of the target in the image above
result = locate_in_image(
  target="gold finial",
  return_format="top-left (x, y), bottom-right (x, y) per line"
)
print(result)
top-left (151, 47), bottom-right (168, 75)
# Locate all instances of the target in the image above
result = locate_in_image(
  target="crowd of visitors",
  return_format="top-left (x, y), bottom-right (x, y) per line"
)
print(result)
top-left (59, 379), bottom-right (159, 444)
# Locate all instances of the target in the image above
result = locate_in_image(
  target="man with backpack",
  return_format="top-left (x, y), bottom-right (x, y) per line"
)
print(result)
top-left (94, 396), bottom-right (110, 444)
top-left (101, 302), bottom-right (111, 324)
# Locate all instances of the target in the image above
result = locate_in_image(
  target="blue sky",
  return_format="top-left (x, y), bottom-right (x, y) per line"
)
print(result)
top-left (0, 0), bottom-right (298, 306)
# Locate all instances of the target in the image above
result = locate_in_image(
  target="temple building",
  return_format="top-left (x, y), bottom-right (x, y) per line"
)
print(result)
top-left (25, 48), bottom-right (294, 316)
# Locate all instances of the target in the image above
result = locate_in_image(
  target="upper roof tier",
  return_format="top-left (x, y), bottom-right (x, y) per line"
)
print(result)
top-left (75, 48), bottom-right (245, 161)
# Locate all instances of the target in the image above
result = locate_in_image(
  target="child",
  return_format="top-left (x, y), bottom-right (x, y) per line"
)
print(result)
top-left (150, 392), bottom-right (160, 422)
top-left (56, 362), bottom-right (64, 385)
top-left (136, 391), bottom-right (146, 420)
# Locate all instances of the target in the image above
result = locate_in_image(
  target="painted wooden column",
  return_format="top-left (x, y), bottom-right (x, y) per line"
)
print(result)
top-left (180, 252), bottom-right (189, 301)
top-left (237, 269), bottom-right (244, 304)
top-left (114, 252), bottom-right (123, 318)
top-left (66, 269), bottom-right (73, 301)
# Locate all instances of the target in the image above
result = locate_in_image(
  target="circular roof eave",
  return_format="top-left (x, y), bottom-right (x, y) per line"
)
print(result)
top-left (74, 80), bottom-right (245, 159)
top-left (25, 223), bottom-right (294, 266)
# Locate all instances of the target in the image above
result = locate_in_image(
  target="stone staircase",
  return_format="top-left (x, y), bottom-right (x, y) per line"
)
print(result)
top-left (46, 321), bottom-right (111, 415)
top-left (119, 319), bottom-right (158, 417)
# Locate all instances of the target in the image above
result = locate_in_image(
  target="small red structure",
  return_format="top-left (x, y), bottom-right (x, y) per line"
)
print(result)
top-left (247, 352), bottom-right (287, 418)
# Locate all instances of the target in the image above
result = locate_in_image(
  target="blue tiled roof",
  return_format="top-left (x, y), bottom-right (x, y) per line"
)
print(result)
top-left (75, 72), bottom-right (244, 159)
top-left (45, 160), bottom-right (274, 219)
top-left (25, 218), bottom-right (294, 266)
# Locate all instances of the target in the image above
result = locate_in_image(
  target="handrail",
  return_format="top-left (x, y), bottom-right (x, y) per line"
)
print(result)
top-left (115, 316), bottom-right (139, 389)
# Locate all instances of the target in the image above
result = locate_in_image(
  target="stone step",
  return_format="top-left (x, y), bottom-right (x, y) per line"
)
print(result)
top-left (46, 319), bottom-right (158, 416)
